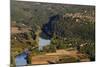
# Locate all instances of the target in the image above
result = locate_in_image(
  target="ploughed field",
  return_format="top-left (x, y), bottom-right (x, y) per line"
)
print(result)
top-left (31, 49), bottom-right (90, 64)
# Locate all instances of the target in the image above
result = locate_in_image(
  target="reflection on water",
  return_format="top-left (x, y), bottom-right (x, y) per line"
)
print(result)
top-left (39, 37), bottom-right (51, 50)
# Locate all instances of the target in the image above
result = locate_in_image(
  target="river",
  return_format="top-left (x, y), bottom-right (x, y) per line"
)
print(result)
top-left (15, 37), bottom-right (51, 66)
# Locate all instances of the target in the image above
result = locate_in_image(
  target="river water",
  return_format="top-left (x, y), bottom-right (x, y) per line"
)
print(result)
top-left (15, 52), bottom-right (28, 66)
top-left (39, 37), bottom-right (51, 50)
top-left (15, 37), bottom-right (51, 66)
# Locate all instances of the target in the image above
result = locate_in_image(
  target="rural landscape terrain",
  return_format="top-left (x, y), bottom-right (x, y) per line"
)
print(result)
top-left (11, 0), bottom-right (95, 67)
